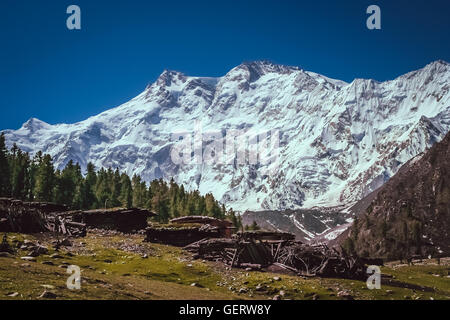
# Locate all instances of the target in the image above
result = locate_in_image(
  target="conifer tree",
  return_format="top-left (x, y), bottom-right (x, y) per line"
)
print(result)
top-left (0, 135), bottom-right (234, 220)
top-left (95, 168), bottom-right (111, 208)
top-left (118, 173), bottom-right (132, 208)
top-left (84, 162), bottom-right (97, 209)
top-left (54, 160), bottom-right (77, 205)
top-left (132, 174), bottom-right (147, 208)
top-left (0, 133), bottom-right (11, 196)
top-left (35, 154), bottom-right (55, 202)
top-left (10, 148), bottom-right (30, 200)
top-left (111, 168), bottom-right (122, 207)
top-left (28, 151), bottom-right (42, 201)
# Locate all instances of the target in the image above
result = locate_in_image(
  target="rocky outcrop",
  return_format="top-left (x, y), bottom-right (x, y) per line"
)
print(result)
top-left (340, 131), bottom-right (450, 260)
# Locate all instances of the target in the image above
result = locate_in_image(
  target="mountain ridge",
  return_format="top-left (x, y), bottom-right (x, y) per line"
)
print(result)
top-left (3, 60), bottom-right (450, 215)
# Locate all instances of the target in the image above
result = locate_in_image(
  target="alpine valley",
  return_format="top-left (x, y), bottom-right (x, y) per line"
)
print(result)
top-left (3, 60), bottom-right (450, 241)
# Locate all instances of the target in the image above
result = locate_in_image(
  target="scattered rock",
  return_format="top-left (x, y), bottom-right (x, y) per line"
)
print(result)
top-left (141, 254), bottom-right (148, 259)
top-left (0, 252), bottom-right (12, 258)
top-left (60, 238), bottom-right (72, 247)
top-left (273, 276), bottom-right (281, 281)
top-left (41, 284), bottom-right (55, 290)
top-left (39, 290), bottom-right (57, 299)
top-left (337, 290), bottom-right (354, 300)
top-left (50, 253), bottom-right (64, 259)
top-left (279, 290), bottom-right (286, 297)
top-left (20, 256), bottom-right (36, 262)
top-left (239, 288), bottom-right (248, 294)
top-left (41, 261), bottom-right (54, 266)
top-left (190, 283), bottom-right (203, 288)
top-left (6, 292), bottom-right (19, 297)
top-left (272, 295), bottom-right (281, 300)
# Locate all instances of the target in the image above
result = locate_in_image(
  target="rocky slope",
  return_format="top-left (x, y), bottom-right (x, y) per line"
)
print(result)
top-left (2, 60), bottom-right (450, 213)
top-left (242, 208), bottom-right (350, 242)
top-left (340, 131), bottom-right (450, 260)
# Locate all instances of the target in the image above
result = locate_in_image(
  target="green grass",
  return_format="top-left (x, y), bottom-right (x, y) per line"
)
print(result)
top-left (0, 232), bottom-right (449, 300)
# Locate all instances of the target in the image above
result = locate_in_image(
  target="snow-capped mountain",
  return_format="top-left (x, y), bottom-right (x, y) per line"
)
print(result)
top-left (3, 60), bottom-right (450, 212)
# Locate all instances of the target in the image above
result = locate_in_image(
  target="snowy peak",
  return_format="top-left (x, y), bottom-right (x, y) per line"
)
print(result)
top-left (155, 69), bottom-right (187, 87)
top-left (21, 118), bottom-right (52, 132)
top-left (424, 59), bottom-right (449, 70)
top-left (237, 60), bottom-right (299, 81)
top-left (398, 60), bottom-right (449, 84)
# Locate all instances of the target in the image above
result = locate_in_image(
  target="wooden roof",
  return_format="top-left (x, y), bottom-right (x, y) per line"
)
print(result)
top-left (170, 216), bottom-right (233, 227)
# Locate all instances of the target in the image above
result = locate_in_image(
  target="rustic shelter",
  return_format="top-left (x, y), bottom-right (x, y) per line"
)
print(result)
top-left (185, 231), bottom-right (368, 279)
top-left (0, 198), bottom-right (68, 233)
top-left (170, 216), bottom-right (234, 238)
top-left (144, 216), bottom-right (234, 247)
top-left (59, 208), bottom-right (156, 233)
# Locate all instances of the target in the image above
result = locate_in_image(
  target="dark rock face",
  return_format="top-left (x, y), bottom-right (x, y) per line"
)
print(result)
top-left (341, 131), bottom-right (450, 260)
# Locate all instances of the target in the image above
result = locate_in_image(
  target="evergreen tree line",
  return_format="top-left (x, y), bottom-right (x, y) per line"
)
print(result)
top-left (0, 133), bottom-right (242, 225)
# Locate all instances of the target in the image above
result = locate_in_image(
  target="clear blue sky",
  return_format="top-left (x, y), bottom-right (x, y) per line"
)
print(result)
top-left (1, 0), bottom-right (449, 130)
